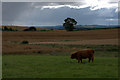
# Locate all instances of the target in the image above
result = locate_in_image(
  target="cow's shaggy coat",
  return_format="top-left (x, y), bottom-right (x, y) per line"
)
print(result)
top-left (71, 49), bottom-right (94, 63)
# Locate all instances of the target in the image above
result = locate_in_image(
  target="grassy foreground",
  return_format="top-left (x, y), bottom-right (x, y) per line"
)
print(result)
top-left (2, 55), bottom-right (118, 78)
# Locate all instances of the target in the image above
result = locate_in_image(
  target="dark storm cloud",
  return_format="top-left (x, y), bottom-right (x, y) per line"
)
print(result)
top-left (2, 2), bottom-right (32, 25)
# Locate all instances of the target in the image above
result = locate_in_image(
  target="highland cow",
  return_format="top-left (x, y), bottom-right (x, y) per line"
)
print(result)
top-left (71, 49), bottom-right (94, 63)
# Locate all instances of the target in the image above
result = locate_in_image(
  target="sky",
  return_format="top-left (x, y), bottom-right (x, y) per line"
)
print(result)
top-left (2, 0), bottom-right (120, 26)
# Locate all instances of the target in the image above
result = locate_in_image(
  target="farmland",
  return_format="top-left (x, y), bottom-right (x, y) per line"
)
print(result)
top-left (2, 28), bottom-right (119, 78)
top-left (2, 28), bottom-right (118, 55)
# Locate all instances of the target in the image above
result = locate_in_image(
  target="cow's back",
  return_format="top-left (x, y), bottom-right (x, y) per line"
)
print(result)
top-left (76, 49), bottom-right (94, 58)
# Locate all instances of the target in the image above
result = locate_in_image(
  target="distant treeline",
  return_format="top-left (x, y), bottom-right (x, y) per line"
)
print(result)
top-left (2, 26), bottom-right (18, 31)
top-left (1, 26), bottom-right (120, 31)
top-left (1, 26), bottom-right (54, 31)
top-left (2, 26), bottom-right (37, 31)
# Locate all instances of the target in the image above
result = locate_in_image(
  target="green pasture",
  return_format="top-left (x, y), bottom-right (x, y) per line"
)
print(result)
top-left (2, 55), bottom-right (118, 78)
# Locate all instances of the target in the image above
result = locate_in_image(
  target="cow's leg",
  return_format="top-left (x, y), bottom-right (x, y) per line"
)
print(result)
top-left (80, 59), bottom-right (82, 63)
top-left (88, 58), bottom-right (91, 63)
top-left (78, 59), bottom-right (80, 63)
top-left (92, 56), bottom-right (94, 63)
top-left (77, 57), bottom-right (81, 63)
top-left (77, 59), bottom-right (82, 63)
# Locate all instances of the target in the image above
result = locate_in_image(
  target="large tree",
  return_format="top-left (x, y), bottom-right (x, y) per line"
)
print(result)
top-left (23, 27), bottom-right (36, 31)
top-left (63, 17), bottom-right (77, 31)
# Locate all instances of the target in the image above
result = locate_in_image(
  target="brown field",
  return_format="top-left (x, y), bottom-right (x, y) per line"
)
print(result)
top-left (2, 28), bottom-right (118, 55)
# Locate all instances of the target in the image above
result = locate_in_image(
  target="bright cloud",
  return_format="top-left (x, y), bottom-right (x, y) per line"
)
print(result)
top-left (31, 0), bottom-right (119, 11)
top-left (84, 0), bottom-right (118, 10)
top-left (41, 5), bottom-right (89, 10)
top-left (105, 19), bottom-right (119, 21)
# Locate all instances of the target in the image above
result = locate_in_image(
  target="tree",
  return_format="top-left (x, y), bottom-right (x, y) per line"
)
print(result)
top-left (4, 26), bottom-right (9, 31)
top-left (63, 17), bottom-right (77, 31)
top-left (23, 27), bottom-right (37, 31)
top-left (9, 28), bottom-right (13, 31)
top-left (29, 27), bottom-right (36, 31)
top-left (2, 26), bottom-right (15, 31)
top-left (23, 29), bottom-right (29, 31)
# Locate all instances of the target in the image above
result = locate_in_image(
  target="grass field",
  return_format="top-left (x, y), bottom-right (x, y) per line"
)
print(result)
top-left (2, 55), bottom-right (118, 78)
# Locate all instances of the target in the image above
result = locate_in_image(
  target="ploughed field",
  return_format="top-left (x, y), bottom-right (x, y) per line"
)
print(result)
top-left (3, 29), bottom-right (118, 41)
top-left (2, 29), bottom-right (118, 55)
top-left (2, 28), bottom-right (119, 78)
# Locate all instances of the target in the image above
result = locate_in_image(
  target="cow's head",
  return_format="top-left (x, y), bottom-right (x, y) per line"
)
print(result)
top-left (71, 53), bottom-right (76, 59)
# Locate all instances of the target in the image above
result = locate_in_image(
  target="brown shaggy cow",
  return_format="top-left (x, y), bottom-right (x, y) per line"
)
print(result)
top-left (71, 49), bottom-right (94, 63)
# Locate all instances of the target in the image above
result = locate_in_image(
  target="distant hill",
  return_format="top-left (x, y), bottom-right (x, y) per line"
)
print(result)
top-left (36, 25), bottom-right (64, 30)
top-left (75, 25), bottom-right (120, 28)
top-left (36, 25), bottom-right (120, 30)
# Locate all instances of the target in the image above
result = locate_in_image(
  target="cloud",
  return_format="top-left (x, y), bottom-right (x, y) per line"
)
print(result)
top-left (2, 2), bottom-right (118, 26)
top-left (31, 0), bottom-right (119, 11)
top-left (105, 19), bottom-right (119, 21)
